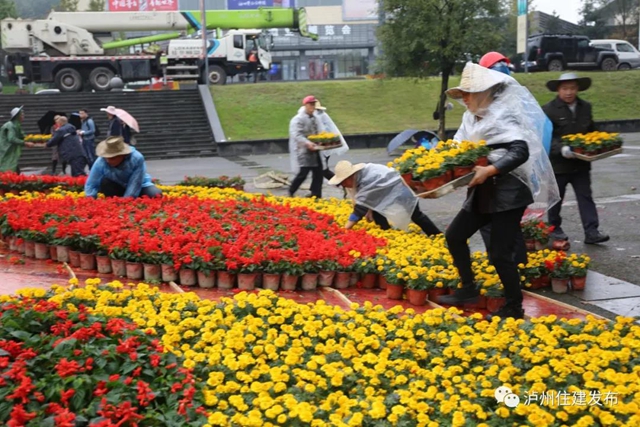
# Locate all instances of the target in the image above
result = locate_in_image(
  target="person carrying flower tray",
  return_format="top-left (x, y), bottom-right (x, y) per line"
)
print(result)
top-left (289, 95), bottom-right (324, 198)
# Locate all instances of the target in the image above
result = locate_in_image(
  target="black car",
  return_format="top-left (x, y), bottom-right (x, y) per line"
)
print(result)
top-left (526, 34), bottom-right (618, 72)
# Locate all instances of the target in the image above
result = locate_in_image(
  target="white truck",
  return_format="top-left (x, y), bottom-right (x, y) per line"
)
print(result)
top-left (1, 9), bottom-right (316, 91)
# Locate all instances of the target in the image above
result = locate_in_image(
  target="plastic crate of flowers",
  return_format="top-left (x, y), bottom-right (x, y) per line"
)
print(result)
top-left (308, 132), bottom-right (342, 149)
top-left (562, 131), bottom-right (623, 158)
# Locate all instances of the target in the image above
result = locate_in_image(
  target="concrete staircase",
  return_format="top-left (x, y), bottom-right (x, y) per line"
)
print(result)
top-left (0, 90), bottom-right (217, 169)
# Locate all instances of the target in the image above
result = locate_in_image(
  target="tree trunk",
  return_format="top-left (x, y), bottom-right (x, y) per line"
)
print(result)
top-left (438, 64), bottom-right (454, 139)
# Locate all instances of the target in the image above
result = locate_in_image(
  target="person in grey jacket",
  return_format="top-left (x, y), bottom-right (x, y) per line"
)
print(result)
top-left (288, 95), bottom-right (323, 198)
top-left (46, 116), bottom-right (87, 177)
top-left (78, 109), bottom-right (97, 166)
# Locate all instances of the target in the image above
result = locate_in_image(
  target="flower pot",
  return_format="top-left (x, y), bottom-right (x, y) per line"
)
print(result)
top-left (486, 297), bottom-right (506, 313)
top-left (475, 156), bottom-right (489, 167)
top-left (361, 273), bottom-right (377, 289)
top-left (16, 239), bottom-right (25, 254)
top-left (421, 174), bottom-right (448, 192)
top-left (96, 256), bottom-right (112, 274)
top-left (198, 271), bottom-right (216, 288)
top-left (525, 239), bottom-right (536, 251)
top-left (49, 245), bottom-right (58, 261)
top-left (428, 287), bottom-right (448, 301)
top-left (534, 240), bottom-right (547, 251)
top-left (401, 173), bottom-right (413, 186)
top-left (126, 262), bottom-right (143, 281)
top-left (161, 264), bottom-right (177, 282)
top-left (111, 259), bottom-right (127, 277)
top-left (378, 276), bottom-right (389, 290)
top-left (232, 185), bottom-right (244, 191)
top-left (262, 274), bottom-right (281, 291)
top-left (143, 264), bottom-right (161, 282)
top-left (453, 165), bottom-right (474, 179)
top-left (301, 273), bottom-right (318, 291)
top-left (80, 253), bottom-right (96, 271)
top-left (238, 273), bottom-right (259, 290)
top-left (529, 275), bottom-right (550, 290)
top-left (9, 237), bottom-right (17, 252)
top-left (552, 239), bottom-right (571, 251)
top-left (551, 278), bottom-right (570, 294)
top-left (217, 271), bottom-right (236, 289)
top-left (571, 275), bottom-right (587, 291)
top-left (34, 242), bottom-right (49, 260)
top-left (572, 147), bottom-right (585, 154)
top-left (469, 295), bottom-right (488, 310)
top-left (318, 271), bottom-right (335, 287)
top-left (448, 288), bottom-right (457, 295)
top-left (281, 274), bottom-right (299, 291)
top-left (69, 250), bottom-right (81, 268)
top-left (407, 289), bottom-right (428, 306)
top-left (386, 283), bottom-right (404, 300)
top-left (410, 180), bottom-right (426, 193)
top-left (24, 240), bottom-right (36, 258)
top-left (56, 245), bottom-right (70, 263)
top-left (349, 273), bottom-right (359, 287)
top-left (332, 272), bottom-right (349, 289)
top-left (178, 268), bottom-right (196, 286)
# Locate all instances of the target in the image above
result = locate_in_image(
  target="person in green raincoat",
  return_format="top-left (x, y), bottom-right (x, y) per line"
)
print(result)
top-left (0, 106), bottom-right (37, 173)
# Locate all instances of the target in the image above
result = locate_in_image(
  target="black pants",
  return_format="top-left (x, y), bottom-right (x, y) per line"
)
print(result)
top-left (100, 178), bottom-right (163, 198)
top-left (548, 171), bottom-right (599, 235)
top-left (290, 165), bottom-right (323, 198)
top-left (371, 206), bottom-right (440, 235)
top-left (480, 224), bottom-right (528, 265)
top-left (446, 207), bottom-right (526, 308)
top-left (67, 157), bottom-right (87, 177)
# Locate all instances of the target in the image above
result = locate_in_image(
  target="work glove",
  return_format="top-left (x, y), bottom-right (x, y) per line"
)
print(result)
top-left (561, 146), bottom-right (575, 159)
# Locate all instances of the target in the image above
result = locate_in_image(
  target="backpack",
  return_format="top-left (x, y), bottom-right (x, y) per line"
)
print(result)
top-left (92, 118), bottom-right (102, 139)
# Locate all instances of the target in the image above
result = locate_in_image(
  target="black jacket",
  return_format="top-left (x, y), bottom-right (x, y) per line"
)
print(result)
top-left (542, 96), bottom-right (595, 174)
top-left (46, 124), bottom-right (85, 162)
top-left (463, 140), bottom-right (533, 214)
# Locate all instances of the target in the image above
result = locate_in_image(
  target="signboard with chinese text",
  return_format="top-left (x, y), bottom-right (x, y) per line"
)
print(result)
top-left (343, 0), bottom-right (377, 21)
top-left (268, 24), bottom-right (356, 45)
top-left (108, 0), bottom-right (178, 11)
top-left (226, 0), bottom-right (294, 11)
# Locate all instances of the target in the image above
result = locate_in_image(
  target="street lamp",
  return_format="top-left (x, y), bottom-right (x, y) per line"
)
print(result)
top-left (200, 0), bottom-right (209, 85)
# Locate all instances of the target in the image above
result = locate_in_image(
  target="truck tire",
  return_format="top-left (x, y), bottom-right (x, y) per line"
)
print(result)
top-left (547, 59), bottom-right (563, 72)
top-left (601, 58), bottom-right (617, 71)
top-left (55, 68), bottom-right (83, 92)
top-left (618, 63), bottom-right (632, 71)
top-left (89, 67), bottom-right (115, 91)
top-left (207, 65), bottom-right (227, 85)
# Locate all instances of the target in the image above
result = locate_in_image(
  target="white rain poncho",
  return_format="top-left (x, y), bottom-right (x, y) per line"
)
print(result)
top-left (353, 163), bottom-right (417, 231)
top-left (452, 67), bottom-right (560, 216)
top-left (289, 107), bottom-right (350, 173)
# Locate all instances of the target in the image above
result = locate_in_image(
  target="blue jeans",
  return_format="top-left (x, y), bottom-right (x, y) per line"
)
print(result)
top-left (83, 138), bottom-right (97, 166)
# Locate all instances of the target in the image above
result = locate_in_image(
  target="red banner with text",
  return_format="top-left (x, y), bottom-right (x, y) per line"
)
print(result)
top-left (108, 0), bottom-right (178, 12)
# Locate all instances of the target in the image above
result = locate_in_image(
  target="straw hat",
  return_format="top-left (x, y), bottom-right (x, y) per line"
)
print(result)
top-left (328, 160), bottom-right (365, 185)
top-left (10, 106), bottom-right (23, 120)
top-left (100, 105), bottom-right (118, 115)
top-left (96, 136), bottom-right (132, 158)
top-left (315, 101), bottom-right (327, 111)
top-left (546, 73), bottom-right (591, 92)
top-left (446, 63), bottom-right (509, 100)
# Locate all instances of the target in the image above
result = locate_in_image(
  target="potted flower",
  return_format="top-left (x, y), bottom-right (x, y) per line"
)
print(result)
top-left (404, 267), bottom-right (431, 306)
top-left (385, 268), bottom-right (405, 300)
top-left (238, 262), bottom-right (261, 290)
top-left (519, 254), bottom-right (550, 290)
top-left (546, 252), bottom-right (571, 294)
top-left (480, 280), bottom-right (505, 313)
top-left (76, 235), bottom-right (99, 271)
top-left (354, 258), bottom-right (379, 289)
top-left (317, 260), bottom-right (339, 287)
top-left (95, 246), bottom-right (112, 274)
top-left (109, 246), bottom-right (132, 278)
top-left (262, 260), bottom-right (288, 291)
top-left (568, 253), bottom-right (590, 291)
top-left (301, 260), bottom-right (321, 291)
top-left (281, 261), bottom-right (304, 291)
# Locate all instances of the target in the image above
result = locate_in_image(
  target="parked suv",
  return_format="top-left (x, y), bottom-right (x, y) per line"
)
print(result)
top-left (590, 39), bottom-right (640, 70)
top-left (526, 34), bottom-right (619, 72)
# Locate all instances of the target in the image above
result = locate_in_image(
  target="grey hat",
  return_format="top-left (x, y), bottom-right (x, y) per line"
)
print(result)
top-left (10, 106), bottom-right (23, 120)
top-left (546, 73), bottom-right (591, 92)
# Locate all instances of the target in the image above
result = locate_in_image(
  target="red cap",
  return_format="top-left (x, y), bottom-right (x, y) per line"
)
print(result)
top-left (302, 95), bottom-right (317, 105)
top-left (479, 52), bottom-right (510, 69)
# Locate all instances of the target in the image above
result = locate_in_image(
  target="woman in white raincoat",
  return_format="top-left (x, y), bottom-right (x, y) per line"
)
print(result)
top-left (438, 63), bottom-right (560, 320)
top-left (288, 96), bottom-right (324, 198)
top-left (327, 160), bottom-right (441, 235)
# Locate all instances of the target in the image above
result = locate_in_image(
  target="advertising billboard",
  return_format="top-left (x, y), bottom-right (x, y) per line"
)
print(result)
top-left (226, 0), bottom-right (295, 11)
top-left (108, 0), bottom-right (178, 12)
top-left (343, 0), bottom-right (377, 21)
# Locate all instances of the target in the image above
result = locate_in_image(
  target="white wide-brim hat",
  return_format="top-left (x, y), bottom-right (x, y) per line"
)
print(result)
top-left (446, 62), bottom-right (510, 100)
top-left (100, 105), bottom-right (118, 116)
top-left (96, 136), bottom-right (132, 158)
top-left (328, 160), bottom-right (365, 186)
top-left (10, 106), bottom-right (23, 120)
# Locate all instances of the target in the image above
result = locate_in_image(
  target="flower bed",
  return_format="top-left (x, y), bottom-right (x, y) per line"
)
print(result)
top-left (177, 175), bottom-right (246, 191)
top-left (562, 131), bottom-right (623, 155)
top-left (4, 281), bottom-right (639, 426)
top-left (0, 172), bottom-right (86, 194)
top-left (0, 282), bottom-right (209, 426)
top-left (391, 140), bottom-right (490, 192)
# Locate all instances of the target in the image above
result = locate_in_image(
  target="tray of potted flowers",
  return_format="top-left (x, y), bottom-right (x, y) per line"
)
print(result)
top-left (562, 131), bottom-right (623, 162)
top-left (392, 140), bottom-right (489, 198)
top-left (308, 132), bottom-right (342, 150)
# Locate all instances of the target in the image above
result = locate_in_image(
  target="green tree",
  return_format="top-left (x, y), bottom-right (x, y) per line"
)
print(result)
top-left (88, 0), bottom-right (106, 11)
top-left (0, 0), bottom-right (17, 20)
top-left (16, 0), bottom-right (58, 18)
top-left (378, 0), bottom-right (507, 137)
top-left (58, 0), bottom-right (79, 11)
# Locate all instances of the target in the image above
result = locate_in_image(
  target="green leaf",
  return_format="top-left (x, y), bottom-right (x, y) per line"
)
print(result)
top-left (53, 338), bottom-right (78, 354)
top-left (9, 330), bottom-right (33, 341)
top-left (71, 388), bottom-right (87, 410)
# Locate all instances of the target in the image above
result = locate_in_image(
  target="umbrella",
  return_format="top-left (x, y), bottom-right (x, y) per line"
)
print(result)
top-left (69, 112), bottom-right (82, 130)
top-left (37, 111), bottom-right (67, 134)
top-left (387, 129), bottom-right (439, 155)
top-left (114, 108), bottom-right (139, 133)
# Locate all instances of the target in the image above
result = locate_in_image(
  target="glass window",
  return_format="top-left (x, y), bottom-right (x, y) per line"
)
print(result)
top-left (592, 44), bottom-right (611, 50)
top-left (233, 35), bottom-right (243, 49)
top-left (616, 43), bottom-right (635, 53)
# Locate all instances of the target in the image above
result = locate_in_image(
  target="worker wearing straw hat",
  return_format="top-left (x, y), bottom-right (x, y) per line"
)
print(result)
top-left (328, 160), bottom-right (441, 235)
top-left (84, 136), bottom-right (161, 199)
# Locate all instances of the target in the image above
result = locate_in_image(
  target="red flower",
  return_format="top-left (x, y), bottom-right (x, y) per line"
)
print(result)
top-left (60, 389), bottom-right (75, 406)
top-left (54, 409), bottom-right (76, 427)
top-left (7, 405), bottom-right (37, 427)
top-left (55, 358), bottom-right (82, 378)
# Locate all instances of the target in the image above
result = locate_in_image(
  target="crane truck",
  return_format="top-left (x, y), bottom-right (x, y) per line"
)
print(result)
top-left (1, 8), bottom-right (316, 91)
